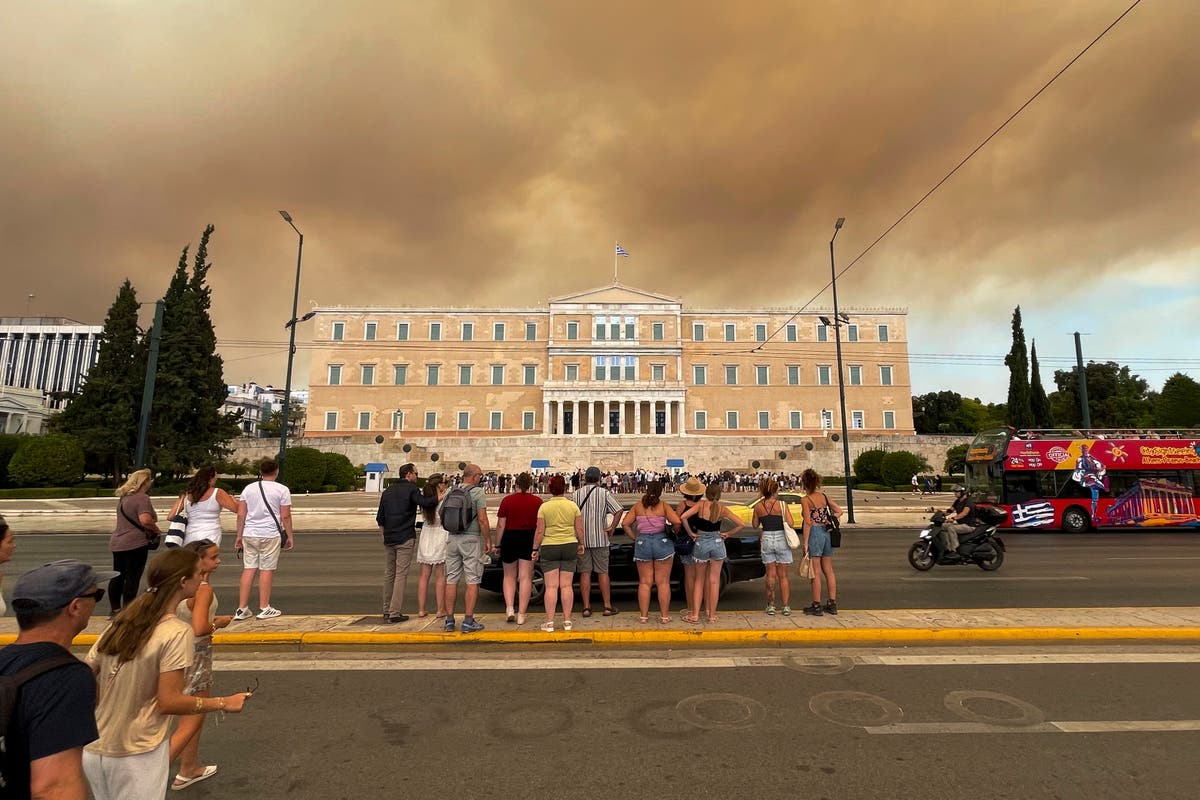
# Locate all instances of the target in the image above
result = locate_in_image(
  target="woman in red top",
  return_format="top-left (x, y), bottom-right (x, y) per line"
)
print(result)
top-left (495, 472), bottom-right (543, 625)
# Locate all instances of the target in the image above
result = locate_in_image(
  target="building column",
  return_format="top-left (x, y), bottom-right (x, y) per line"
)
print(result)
top-left (557, 401), bottom-right (565, 438)
top-left (634, 400), bottom-right (642, 436)
top-left (664, 401), bottom-right (673, 436)
top-left (678, 397), bottom-right (686, 436)
top-left (617, 399), bottom-right (626, 435)
top-left (579, 400), bottom-right (589, 435)
top-left (543, 400), bottom-right (551, 435)
top-left (602, 400), bottom-right (610, 436)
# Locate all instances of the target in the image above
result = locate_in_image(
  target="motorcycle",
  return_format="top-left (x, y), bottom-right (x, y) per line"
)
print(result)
top-left (907, 506), bottom-right (1006, 572)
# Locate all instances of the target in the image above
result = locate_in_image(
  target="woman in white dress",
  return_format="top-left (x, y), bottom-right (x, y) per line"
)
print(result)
top-left (170, 467), bottom-right (239, 548)
top-left (414, 474), bottom-right (448, 618)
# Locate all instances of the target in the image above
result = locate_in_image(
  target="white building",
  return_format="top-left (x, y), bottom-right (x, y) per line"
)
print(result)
top-left (223, 382), bottom-right (308, 437)
top-left (0, 385), bottom-right (51, 435)
top-left (0, 317), bottom-right (102, 409)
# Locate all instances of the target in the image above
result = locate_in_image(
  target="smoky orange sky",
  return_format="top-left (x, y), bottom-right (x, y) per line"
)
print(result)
top-left (2, 0), bottom-right (1197, 400)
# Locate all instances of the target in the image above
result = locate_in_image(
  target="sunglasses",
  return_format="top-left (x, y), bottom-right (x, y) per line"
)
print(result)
top-left (77, 588), bottom-right (106, 603)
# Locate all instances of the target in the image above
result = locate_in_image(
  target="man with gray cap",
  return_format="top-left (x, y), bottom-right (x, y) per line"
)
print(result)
top-left (572, 466), bottom-right (624, 617)
top-left (0, 559), bottom-right (116, 800)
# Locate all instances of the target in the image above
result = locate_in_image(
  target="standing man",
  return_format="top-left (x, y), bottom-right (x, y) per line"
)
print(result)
top-left (233, 458), bottom-right (293, 620)
top-left (0, 559), bottom-right (117, 800)
top-left (376, 463), bottom-right (439, 623)
top-left (442, 463), bottom-right (491, 633)
top-left (572, 466), bottom-right (624, 617)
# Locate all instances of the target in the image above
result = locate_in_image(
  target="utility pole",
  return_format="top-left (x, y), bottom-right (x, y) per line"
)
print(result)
top-left (135, 300), bottom-right (165, 469)
top-left (1073, 331), bottom-right (1091, 431)
top-left (829, 217), bottom-right (855, 523)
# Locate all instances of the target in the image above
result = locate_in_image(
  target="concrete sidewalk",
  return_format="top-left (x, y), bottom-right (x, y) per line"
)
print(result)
top-left (5, 607), bottom-right (1199, 649)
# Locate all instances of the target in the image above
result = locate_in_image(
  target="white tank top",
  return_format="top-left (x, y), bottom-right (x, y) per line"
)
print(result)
top-left (183, 490), bottom-right (226, 547)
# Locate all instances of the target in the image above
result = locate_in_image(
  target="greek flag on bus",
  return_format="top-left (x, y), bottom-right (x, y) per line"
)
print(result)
top-left (615, 243), bottom-right (631, 258)
top-left (1010, 501), bottom-right (1055, 528)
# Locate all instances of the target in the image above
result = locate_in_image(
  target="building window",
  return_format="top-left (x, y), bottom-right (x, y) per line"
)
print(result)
top-left (491, 365), bottom-right (504, 385)
top-left (695, 411), bottom-right (707, 430)
top-left (429, 322), bottom-right (442, 342)
top-left (459, 365), bottom-right (472, 385)
top-left (461, 322), bottom-right (474, 341)
top-left (789, 411), bottom-right (802, 429)
top-left (755, 323), bottom-right (767, 342)
top-left (724, 323), bottom-right (736, 342)
top-left (755, 365), bottom-right (768, 385)
top-left (816, 324), bottom-right (828, 342)
top-left (565, 364), bottom-right (578, 382)
top-left (624, 317), bottom-right (635, 340)
top-left (849, 365), bottom-right (862, 386)
top-left (393, 364), bottom-right (408, 385)
top-left (523, 364), bottom-right (536, 385)
top-left (758, 411), bottom-right (770, 430)
top-left (883, 410), bottom-right (896, 430)
top-left (490, 411), bottom-right (502, 431)
top-left (525, 322), bottom-right (537, 341)
top-left (594, 357), bottom-right (606, 381)
top-left (610, 319), bottom-right (621, 340)
top-left (364, 322), bottom-right (377, 341)
top-left (651, 364), bottom-right (665, 382)
top-left (494, 322), bottom-right (505, 341)
top-left (325, 411), bottom-right (338, 430)
top-left (595, 316), bottom-right (607, 340)
top-left (332, 322), bottom-right (345, 341)
top-left (880, 365), bottom-right (893, 386)
top-left (852, 410), bottom-right (865, 429)
top-left (693, 364), bottom-right (707, 385)
top-left (725, 365), bottom-right (738, 386)
top-left (608, 356), bottom-right (621, 381)
top-left (567, 321), bottom-right (578, 340)
top-left (847, 324), bottom-right (859, 342)
top-left (817, 365), bottom-right (832, 386)
top-left (424, 411), bottom-right (437, 430)
top-left (523, 411), bottom-right (535, 431)
top-left (457, 411), bottom-right (469, 431)
top-left (328, 365), bottom-right (342, 386)
top-left (392, 410), bottom-right (404, 430)
top-left (652, 322), bottom-right (664, 341)
top-left (624, 356), bottom-right (636, 381)
top-left (726, 411), bottom-right (739, 430)
top-left (787, 365), bottom-right (800, 386)
top-left (693, 323), bottom-right (705, 342)
top-left (396, 322), bottom-right (409, 341)
top-left (427, 365), bottom-right (440, 386)
top-left (361, 365), bottom-right (375, 386)
top-left (821, 409), bottom-right (834, 429)
top-left (786, 324), bottom-right (797, 342)
top-left (358, 411), bottom-right (371, 430)
top-left (878, 324), bottom-right (889, 343)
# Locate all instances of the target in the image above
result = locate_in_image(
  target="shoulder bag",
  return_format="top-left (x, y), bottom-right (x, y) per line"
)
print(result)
top-left (821, 492), bottom-right (842, 548)
top-left (119, 497), bottom-right (161, 551)
top-left (165, 495), bottom-right (189, 549)
top-left (258, 482), bottom-right (290, 547)
top-left (781, 501), bottom-right (801, 550)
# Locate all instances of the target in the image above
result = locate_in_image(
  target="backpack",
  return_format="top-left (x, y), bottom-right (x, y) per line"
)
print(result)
top-left (1, 652), bottom-right (82, 782)
top-left (440, 486), bottom-right (478, 534)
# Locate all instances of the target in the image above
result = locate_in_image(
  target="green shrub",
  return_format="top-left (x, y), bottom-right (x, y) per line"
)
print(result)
top-left (280, 447), bottom-right (326, 493)
top-left (0, 434), bottom-right (27, 488)
top-left (852, 449), bottom-right (887, 484)
top-left (855, 483), bottom-right (894, 492)
top-left (944, 444), bottom-right (969, 475)
top-left (7, 434), bottom-right (86, 487)
top-left (320, 452), bottom-right (357, 492)
top-left (880, 450), bottom-right (930, 488)
top-left (320, 484), bottom-right (338, 493)
top-left (0, 487), bottom-right (106, 499)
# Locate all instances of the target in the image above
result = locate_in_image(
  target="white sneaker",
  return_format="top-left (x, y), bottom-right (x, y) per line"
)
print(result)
top-left (232, 607), bottom-right (254, 621)
top-left (256, 606), bottom-right (282, 619)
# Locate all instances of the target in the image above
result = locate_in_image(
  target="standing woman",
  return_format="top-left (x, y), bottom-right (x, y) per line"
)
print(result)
top-left (752, 478), bottom-right (796, 616)
top-left (623, 481), bottom-right (681, 624)
top-left (110, 469), bottom-right (162, 617)
top-left (0, 515), bottom-right (13, 615)
top-left (169, 467), bottom-right (239, 548)
top-left (800, 468), bottom-right (843, 616)
top-left (83, 549), bottom-right (250, 800)
top-left (673, 477), bottom-right (706, 620)
top-left (169, 540), bottom-right (234, 790)
top-left (415, 474), bottom-right (449, 618)
top-left (495, 472), bottom-right (541, 625)
top-left (678, 484), bottom-right (745, 623)
top-left (532, 475), bottom-right (583, 632)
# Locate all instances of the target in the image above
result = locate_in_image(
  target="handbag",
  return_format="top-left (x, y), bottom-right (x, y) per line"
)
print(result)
top-left (797, 553), bottom-right (814, 579)
top-left (822, 492), bottom-right (842, 549)
top-left (780, 502), bottom-right (801, 550)
top-left (674, 528), bottom-right (696, 557)
top-left (164, 495), bottom-right (189, 549)
top-left (258, 481), bottom-right (289, 547)
top-left (119, 498), bottom-right (161, 551)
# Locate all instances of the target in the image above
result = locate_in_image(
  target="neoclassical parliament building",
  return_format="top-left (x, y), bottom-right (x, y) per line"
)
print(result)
top-left (304, 284), bottom-right (915, 462)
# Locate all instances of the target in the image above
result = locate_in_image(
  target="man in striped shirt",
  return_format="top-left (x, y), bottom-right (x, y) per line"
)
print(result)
top-left (572, 466), bottom-right (625, 617)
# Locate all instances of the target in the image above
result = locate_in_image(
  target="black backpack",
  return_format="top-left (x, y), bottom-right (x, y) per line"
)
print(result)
top-left (440, 486), bottom-right (478, 534)
top-left (1, 652), bottom-right (82, 785)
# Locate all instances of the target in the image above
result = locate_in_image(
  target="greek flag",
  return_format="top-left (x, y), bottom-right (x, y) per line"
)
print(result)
top-left (1010, 501), bottom-right (1055, 528)
top-left (615, 243), bottom-right (631, 258)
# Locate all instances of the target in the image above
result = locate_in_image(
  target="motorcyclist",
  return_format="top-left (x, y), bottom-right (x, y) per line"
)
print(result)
top-left (937, 485), bottom-right (978, 556)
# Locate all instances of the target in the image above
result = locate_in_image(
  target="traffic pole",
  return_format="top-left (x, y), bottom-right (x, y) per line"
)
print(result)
top-left (134, 300), bottom-right (165, 469)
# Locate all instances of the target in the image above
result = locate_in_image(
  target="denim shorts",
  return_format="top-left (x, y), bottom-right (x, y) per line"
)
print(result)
top-left (807, 524), bottom-right (833, 558)
top-left (634, 534), bottom-right (675, 561)
top-left (692, 536), bottom-right (727, 563)
top-left (760, 530), bottom-right (794, 564)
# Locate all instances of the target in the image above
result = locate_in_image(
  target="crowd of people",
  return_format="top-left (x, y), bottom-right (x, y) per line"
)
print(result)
top-left (473, 469), bottom-right (811, 495)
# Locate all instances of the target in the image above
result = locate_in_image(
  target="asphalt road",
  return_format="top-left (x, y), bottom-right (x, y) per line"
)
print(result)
top-left (9, 529), bottom-right (1200, 614)
top-left (165, 647), bottom-right (1200, 799)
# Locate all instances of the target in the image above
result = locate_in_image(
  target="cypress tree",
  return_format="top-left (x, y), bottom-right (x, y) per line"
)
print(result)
top-left (1004, 306), bottom-right (1034, 429)
top-left (1029, 339), bottom-right (1052, 428)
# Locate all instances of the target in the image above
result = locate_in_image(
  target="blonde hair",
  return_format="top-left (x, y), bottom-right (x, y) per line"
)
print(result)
top-left (116, 469), bottom-right (154, 498)
top-left (705, 484), bottom-right (723, 523)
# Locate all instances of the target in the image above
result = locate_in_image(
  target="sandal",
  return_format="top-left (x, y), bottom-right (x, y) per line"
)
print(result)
top-left (706, 615), bottom-right (718, 624)
top-left (539, 621), bottom-right (555, 632)
top-left (602, 607), bottom-right (619, 616)
top-left (581, 608), bottom-right (592, 618)
top-left (639, 616), bottom-right (649, 624)
top-left (563, 620), bottom-right (573, 631)
top-left (682, 614), bottom-right (701, 625)
top-left (172, 765), bottom-right (218, 790)
top-left (659, 616), bottom-right (671, 624)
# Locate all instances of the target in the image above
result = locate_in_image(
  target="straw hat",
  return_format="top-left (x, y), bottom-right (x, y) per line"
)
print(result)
top-left (679, 477), bottom-right (705, 496)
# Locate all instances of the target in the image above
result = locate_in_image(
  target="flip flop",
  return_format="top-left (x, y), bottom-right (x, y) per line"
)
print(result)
top-left (681, 615), bottom-right (701, 625)
top-left (172, 765), bottom-right (218, 791)
top-left (602, 607), bottom-right (619, 616)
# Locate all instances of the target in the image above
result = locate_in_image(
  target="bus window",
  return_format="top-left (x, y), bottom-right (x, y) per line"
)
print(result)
top-left (1004, 473), bottom-right (1040, 504)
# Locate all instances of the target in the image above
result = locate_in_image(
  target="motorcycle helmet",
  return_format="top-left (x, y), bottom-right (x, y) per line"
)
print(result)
top-left (953, 484), bottom-right (967, 494)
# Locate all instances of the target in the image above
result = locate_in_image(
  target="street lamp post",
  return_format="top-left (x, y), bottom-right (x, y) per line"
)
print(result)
top-left (278, 211), bottom-right (304, 480)
top-left (829, 217), bottom-right (855, 523)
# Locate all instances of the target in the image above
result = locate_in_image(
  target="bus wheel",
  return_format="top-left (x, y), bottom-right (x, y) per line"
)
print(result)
top-left (1061, 507), bottom-right (1091, 533)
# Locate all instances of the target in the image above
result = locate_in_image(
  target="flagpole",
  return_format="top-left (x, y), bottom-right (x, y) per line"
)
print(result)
top-left (613, 241), bottom-right (618, 283)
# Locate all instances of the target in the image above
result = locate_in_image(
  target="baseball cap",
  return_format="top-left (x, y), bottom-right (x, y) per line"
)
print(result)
top-left (585, 466), bottom-right (602, 482)
top-left (12, 559), bottom-right (120, 613)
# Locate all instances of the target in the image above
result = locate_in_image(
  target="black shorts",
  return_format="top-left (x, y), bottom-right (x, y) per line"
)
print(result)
top-left (500, 529), bottom-right (534, 563)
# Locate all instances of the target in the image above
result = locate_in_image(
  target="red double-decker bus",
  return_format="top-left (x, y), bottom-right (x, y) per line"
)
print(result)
top-left (964, 428), bottom-right (1200, 532)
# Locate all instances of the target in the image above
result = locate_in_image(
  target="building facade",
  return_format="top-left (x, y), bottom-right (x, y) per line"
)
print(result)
top-left (222, 383), bottom-right (308, 437)
top-left (304, 284), bottom-right (915, 441)
top-left (0, 317), bottom-right (102, 409)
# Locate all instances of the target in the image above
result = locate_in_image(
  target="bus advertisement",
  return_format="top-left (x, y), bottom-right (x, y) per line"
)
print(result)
top-left (964, 428), bottom-right (1200, 533)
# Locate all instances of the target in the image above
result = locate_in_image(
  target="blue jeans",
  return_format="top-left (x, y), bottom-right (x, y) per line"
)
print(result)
top-left (634, 534), bottom-right (674, 561)
top-left (692, 535), bottom-right (727, 563)
top-left (807, 524), bottom-right (833, 558)
top-left (760, 530), bottom-right (794, 564)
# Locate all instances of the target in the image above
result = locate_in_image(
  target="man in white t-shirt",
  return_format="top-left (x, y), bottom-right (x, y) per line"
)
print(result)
top-left (233, 458), bottom-right (294, 620)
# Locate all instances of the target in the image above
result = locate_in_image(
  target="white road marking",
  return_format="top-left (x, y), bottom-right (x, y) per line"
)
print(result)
top-left (873, 653), bottom-right (1200, 665)
top-left (1050, 721), bottom-right (1200, 732)
top-left (866, 720), bottom-right (1200, 735)
top-left (900, 576), bottom-right (1089, 581)
top-left (1105, 557), bottom-right (1200, 561)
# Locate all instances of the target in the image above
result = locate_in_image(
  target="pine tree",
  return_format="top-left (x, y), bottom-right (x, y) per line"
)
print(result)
top-left (1029, 339), bottom-right (1052, 427)
top-left (1005, 306), bottom-right (1034, 429)
top-left (51, 280), bottom-right (144, 481)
